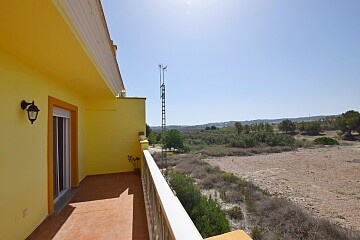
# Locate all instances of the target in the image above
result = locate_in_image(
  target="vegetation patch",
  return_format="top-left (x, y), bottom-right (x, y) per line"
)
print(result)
top-left (150, 110), bottom-right (360, 238)
top-left (201, 145), bottom-right (293, 157)
top-left (161, 154), bottom-right (360, 240)
top-left (169, 172), bottom-right (230, 238)
top-left (227, 206), bottom-right (244, 220)
top-left (313, 137), bottom-right (339, 145)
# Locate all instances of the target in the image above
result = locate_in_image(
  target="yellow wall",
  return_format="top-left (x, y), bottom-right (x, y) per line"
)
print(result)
top-left (85, 98), bottom-right (146, 174)
top-left (0, 49), bottom-right (88, 239)
top-left (0, 49), bottom-right (146, 239)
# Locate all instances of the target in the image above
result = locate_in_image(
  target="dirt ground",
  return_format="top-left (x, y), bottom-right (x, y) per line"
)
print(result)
top-left (206, 143), bottom-right (360, 232)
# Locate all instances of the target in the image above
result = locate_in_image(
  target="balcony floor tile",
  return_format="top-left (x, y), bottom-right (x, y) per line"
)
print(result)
top-left (27, 172), bottom-right (149, 240)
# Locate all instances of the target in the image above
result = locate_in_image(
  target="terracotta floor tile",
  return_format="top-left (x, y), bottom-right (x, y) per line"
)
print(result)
top-left (100, 230), bottom-right (118, 240)
top-left (64, 228), bottom-right (84, 240)
top-left (81, 231), bottom-right (102, 240)
top-left (27, 172), bottom-right (149, 240)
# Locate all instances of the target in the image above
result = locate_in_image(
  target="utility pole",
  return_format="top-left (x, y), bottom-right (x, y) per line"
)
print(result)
top-left (159, 64), bottom-right (167, 169)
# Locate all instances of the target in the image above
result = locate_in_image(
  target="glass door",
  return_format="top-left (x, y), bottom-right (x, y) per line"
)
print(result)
top-left (53, 108), bottom-right (71, 203)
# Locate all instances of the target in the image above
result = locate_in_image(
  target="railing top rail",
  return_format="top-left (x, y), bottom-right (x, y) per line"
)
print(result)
top-left (143, 150), bottom-right (203, 240)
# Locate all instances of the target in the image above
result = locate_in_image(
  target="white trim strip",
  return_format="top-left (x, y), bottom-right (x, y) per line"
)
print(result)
top-left (53, 107), bottom-right (71, 118)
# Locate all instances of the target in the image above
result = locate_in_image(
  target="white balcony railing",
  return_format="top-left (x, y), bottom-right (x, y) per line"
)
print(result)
top-left (141, 150), bottom-right (203, 240)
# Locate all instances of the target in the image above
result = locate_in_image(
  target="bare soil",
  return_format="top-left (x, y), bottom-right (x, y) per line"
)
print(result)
top-left (206, 143), bottom-right (360, 232)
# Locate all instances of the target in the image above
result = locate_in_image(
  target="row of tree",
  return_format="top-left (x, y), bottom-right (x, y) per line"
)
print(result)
top-left (146, 110), bottom-right (360, 152)
top-left (204, 126), bottom-right (217, 131)
top-left (234, 110), bottom-right (360, 138)
top-left (234, 122), bottom-right (274, 135)
top-left (297, 121), bottom-right (321, 136)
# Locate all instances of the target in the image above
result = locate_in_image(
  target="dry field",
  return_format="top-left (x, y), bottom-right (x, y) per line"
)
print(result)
top-left (206, 143), bottom-right (360, 232)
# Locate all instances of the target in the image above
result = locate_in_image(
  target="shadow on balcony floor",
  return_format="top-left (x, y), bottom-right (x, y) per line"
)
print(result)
top-left (27, 172), bottom-right (149, 240)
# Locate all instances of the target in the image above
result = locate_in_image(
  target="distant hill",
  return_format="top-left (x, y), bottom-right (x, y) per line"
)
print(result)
top-left (151, 115), bottom-right (337, 132)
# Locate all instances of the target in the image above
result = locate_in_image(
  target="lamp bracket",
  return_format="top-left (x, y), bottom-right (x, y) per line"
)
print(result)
top-left (21, 100), bottom-right (33, 110)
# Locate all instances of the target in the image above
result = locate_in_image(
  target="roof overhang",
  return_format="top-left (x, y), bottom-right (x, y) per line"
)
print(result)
top-left (0, 0), bottom-right (125, 98)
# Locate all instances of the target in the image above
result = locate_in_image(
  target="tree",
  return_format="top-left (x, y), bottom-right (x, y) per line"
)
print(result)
top-left (265, 123), bottom-right (274, 132)
top-left (258, 122), bottom-right (265, 132)
top-left (155, 132), bottom-right (162, 143)
top-left (243, 125), bottom-right (250, 134)
top-left (250, 124), bottom-right (258, 132)
top-left (148, 132), bottom-right (156, 145)
top-left (297, 121), bottom-right (321, 135)
top-left (320, 116), bottom-right (337, 131)
top-left (278, 119), bottom-right (296, 134)
top-left (335, 110), bottom-right (360, 139)
top-left (296, 121), bottom-right (306, 133)
top-left (304, 121), bottom-right (321, 136)
top-left (165, 129), bottom-right (185, 151)
top-left (234, 122), bottom-right (243, 135)
top-left (146, 124), bottom-right (152, 137)
top-left (210, 126), bottom-right (217, 130)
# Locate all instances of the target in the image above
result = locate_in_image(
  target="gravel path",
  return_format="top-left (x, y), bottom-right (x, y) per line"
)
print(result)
top-left (205, 144), bottom-right (360, 231)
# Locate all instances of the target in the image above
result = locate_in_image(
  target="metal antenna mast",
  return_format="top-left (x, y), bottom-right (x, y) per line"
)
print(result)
top-left (159, 64), bottom-right (167, 169)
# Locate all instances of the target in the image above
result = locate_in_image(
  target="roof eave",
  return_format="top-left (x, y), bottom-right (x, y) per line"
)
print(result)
top-left (52, 0), bottom-right (125, 96)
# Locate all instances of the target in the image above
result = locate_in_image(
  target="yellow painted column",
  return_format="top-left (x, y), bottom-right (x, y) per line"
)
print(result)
top-left (140, 140), bottom-right (149, 150)
top-left (140, 140), bottom-right (149, 177)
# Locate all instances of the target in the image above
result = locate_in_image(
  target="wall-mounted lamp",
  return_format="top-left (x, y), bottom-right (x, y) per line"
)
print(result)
top-left (21, 100), bottom-right (40, 124)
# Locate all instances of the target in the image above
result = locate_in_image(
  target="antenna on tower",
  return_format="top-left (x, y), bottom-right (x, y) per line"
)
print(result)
top-left (159, 64), bottom-right (167, 171)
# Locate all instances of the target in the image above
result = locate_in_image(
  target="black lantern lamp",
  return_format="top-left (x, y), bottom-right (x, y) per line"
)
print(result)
top-left (21, 100), bottom-right (40, 124)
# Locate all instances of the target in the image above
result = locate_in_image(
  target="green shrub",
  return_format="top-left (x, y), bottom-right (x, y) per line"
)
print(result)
top-left (229, 132), bottom-right (295, 148)
top-left (170, 172), bottom-right (230, 238)
top-left (192, 196), bottom-right (230, 238)
top-left (251, 225), bottom-right (264, 240)
top-left (222, 172), bottom-right (237, 184)
top-left (295, 138), bottom-right (313, 148)
top-left (313, 137), bottom-right (339, 145)
top-left (169, 172), bottom-right (201, 211)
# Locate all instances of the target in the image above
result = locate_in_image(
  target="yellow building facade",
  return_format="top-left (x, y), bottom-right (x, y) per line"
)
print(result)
top-left (0, 1), bottom-right (145, 239)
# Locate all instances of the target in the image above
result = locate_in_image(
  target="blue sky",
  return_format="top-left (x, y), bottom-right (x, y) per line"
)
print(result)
top-left (102, 0), bottom-right (360, 126)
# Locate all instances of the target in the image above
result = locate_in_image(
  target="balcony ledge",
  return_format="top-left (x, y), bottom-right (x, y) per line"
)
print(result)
top-left (204, 230), bottom-right (252, 240)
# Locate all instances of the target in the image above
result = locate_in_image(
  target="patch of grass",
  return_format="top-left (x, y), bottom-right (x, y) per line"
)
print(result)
top-left (227, 206), bottom-right (244, 220)
top-left (336, 190), bottom-right (347, 195)
top-left (198, 173), bottom-right (223, 189)
top-left (219, 189), bottom-right (227, 201)
top-left (295, 138), bottom-right (314, 148)
top-left (201, 145), bottom-right (293, 157)
top-left (225, 189), bottom-right (245, 203)
top-left (256, 197), bottom-right (359, 240)
top-left (222, 172), bottom-right (237, 184)
top-left (335, 214), bottom-right (346, 220)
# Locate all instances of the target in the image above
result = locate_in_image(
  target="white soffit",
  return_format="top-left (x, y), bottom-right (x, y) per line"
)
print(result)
top-left (52, 0), bottom-right (125, 96)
